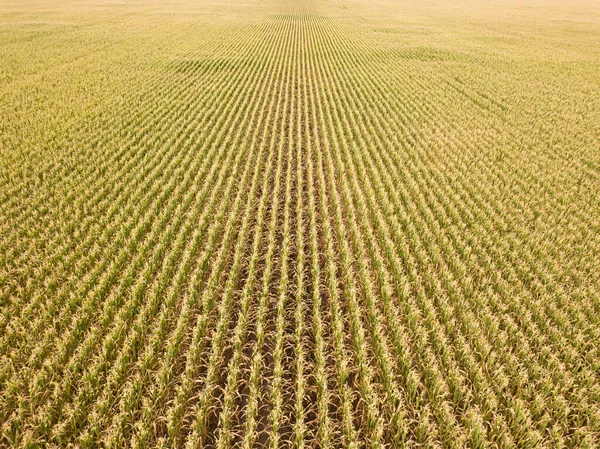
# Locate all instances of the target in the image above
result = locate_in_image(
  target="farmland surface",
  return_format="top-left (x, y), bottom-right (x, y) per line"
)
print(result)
top-left (1, 0), bottom-right (600, 447)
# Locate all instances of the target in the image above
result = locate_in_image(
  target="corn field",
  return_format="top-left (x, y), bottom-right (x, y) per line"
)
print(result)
top-left (1, 0), bottom-right (599, 447)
